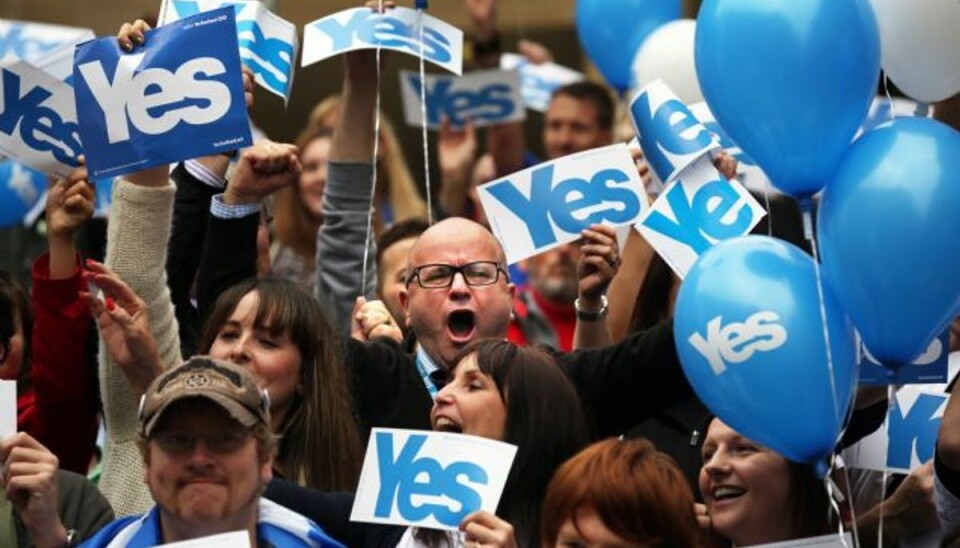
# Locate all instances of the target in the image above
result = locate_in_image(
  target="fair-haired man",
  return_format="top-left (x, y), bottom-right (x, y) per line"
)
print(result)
top-left (81, 357), bottom-right (343, 547)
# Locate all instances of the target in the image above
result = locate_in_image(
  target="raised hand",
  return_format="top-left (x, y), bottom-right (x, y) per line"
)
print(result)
top-left (46, 161), bottom-right (95, 279)
top-left (82, 260), bottom-right (163, 394)
top-left (577, 224), bottom-right (621, 303)
top-left (460, 510), bottom-right (518, 548)
top-left (351, 297), bottom-right (403, 343)
top-left (1, 433), bottom-right (69, 548)
top-left (224, 140), bottom-right (301, 205)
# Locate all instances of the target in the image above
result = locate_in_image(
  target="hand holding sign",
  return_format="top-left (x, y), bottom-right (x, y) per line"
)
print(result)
top-left (224, 141), bottom-right (300, 205)
top-left (577, 224), bottom-right (620, 303)
top-left (461, 511), bottom-right (519, 548)
top-left (0, 433), bottom-right (69, 548)
top-left (46, 160), bottom-right (94, 242)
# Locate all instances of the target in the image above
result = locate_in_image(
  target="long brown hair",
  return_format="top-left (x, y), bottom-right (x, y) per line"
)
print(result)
top-left (416, 340), bottom-right (591, 548)
top-left (198, 278), bottom-right (362, 491)
top-left (273, 126), bottom-right (334, 260)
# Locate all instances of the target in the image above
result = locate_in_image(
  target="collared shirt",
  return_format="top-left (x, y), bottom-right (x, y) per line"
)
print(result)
top-left (414, 346), bottom-right (441, 399)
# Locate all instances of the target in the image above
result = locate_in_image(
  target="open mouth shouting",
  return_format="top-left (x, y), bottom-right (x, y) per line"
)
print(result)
top-left (446, 309), bottom-right (477, 343)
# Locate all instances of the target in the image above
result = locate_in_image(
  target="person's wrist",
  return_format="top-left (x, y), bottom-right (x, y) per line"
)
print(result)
top-left (575, 295), bottom-right (608, 321)
top-left (223, 186), bottom-right (259, 206)
top-left (47, 227), bottom-right (76, 246)
top-left (30, 520), bottom-right (69, 548)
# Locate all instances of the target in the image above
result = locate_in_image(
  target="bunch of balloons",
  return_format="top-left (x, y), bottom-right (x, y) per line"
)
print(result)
top-left (669, 0), bottom-right (960, 470)
top-left (575, 0), bottom-right (681, 93)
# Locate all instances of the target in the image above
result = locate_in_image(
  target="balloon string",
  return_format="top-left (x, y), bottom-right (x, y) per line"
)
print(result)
top-left (882, 73), bottom-right (896, 123)
top-left (878, 384), bottom-right (895, 548)
top-left (823, 457), bottom-right (851, 548)
top-left (360, 0), bottom-right (384, 296)
top-left (803, 206), bottom-right (844, 468)
top-left (840, 462), bottom-right (862, 548)
top-left (417, 8), bottom-right (434, 225)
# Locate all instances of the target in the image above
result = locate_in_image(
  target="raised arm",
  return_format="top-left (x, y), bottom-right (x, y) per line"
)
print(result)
top-left (28, 163), bottom-right (99, 474)
top-left (572, 225), bottom-right (620, 349)
top-left (315, 40), bottom-right (382, 335)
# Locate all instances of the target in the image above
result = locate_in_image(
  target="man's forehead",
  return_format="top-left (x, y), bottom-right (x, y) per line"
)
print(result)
top-left (410, 223), bottom-right (505, 266)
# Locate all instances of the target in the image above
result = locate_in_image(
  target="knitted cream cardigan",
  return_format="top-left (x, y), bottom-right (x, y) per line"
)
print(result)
top-left (97, 179), bottom-right (183, 516)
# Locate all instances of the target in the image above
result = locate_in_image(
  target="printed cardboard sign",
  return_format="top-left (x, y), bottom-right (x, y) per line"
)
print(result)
top-left (843, 353), bottom-right (959, 473)
top-left (859, 329), bottom-right (949, 385)
top-left (637, 155), bottom-right (766, 279)
top-left (159, 0), bottom-right (298, 102)
top-left (0, 61), bottom-right (81, 178)
top-left (398, 69), bottom-right (524, 129)
top-left (302, 7), bottom-right (463, 75)
top-left (629, 80), bottom-right (719, 185)
top-left (499, 53), bottom-right (583, 112)
top-left (350, 428), bottom-right (517, 531)
top-left (0, 380), bottom-right (15, 439)
top-left (478, 143), bottom-right (647, 264)
top-left (73, 7), bottom-right (252, 178)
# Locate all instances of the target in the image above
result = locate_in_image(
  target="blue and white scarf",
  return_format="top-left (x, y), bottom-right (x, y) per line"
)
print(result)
top-left (79, 498), bottom-right (345, 548)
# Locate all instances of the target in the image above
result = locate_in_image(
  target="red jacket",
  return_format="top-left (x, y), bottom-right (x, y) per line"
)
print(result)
top-left (17, 254), bottom-right (99, 474)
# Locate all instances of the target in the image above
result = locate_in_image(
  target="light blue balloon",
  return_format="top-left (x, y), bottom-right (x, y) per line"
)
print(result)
top-left (819, 117), bottom-right (960, 369)
top-left (0, 161), bottom-right (48, 228)
top-left (695, 0), bottom-right (880, 199)
top-left (575, 0), bottom-right (680, 93)
top-left (674, 236), bottom-right (857, 466)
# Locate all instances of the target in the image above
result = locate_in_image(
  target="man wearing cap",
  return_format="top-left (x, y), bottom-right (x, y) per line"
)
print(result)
top-left (80, 357), bottom-right (344, 548)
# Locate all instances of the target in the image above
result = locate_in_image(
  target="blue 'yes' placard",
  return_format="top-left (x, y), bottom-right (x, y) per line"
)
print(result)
top-left (859, 329), bottom-right (949, 384)
top-left (73, 7), bottom-right (252, 179)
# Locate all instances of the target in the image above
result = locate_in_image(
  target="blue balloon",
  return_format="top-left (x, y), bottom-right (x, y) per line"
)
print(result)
top-left (576, 0), bottom-right (680, 93)
top-left (695, 0), bottom-right (880, 199)
top-left (819, 117), bottom-right (960, 368)
top-left (674, 236), bottom-right (857, 466)
top-left (0, 161), bottom-right (48, 228)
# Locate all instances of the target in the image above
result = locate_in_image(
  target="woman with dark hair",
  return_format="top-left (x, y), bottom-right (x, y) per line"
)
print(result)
top-left (197, 277), bottom-right (363, 491)
top-left (389, 339), bottom-right (591, 548)
top-left (540, 438), bottom-right (699, 547)
top-left (698, 417), bottom-right (832, 545)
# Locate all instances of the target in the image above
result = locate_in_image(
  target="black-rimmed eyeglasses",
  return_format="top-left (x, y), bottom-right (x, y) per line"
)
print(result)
top-left (405, 261), bottom-right (509, 289)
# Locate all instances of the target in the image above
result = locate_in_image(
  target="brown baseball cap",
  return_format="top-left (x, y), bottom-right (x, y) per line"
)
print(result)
top-left (139, 356), bottom-right (270, 437)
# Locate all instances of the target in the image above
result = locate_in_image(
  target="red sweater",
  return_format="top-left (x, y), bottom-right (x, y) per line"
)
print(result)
top-left (17, 254), bottom-right (99, 474)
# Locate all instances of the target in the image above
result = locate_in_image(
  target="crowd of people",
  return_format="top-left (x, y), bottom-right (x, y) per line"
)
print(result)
top-left (1, 1), bottom-right (960, 546)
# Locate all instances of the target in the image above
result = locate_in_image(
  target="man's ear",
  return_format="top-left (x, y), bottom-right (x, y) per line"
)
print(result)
top-left (398, 288), bottom-right (413, 329)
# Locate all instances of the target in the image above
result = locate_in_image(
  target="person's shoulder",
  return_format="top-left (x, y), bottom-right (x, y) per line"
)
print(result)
top-left (258, 498), bottom-right (347, 548)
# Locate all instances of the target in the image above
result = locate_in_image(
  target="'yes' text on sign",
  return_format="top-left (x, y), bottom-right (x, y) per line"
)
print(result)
top-left (0, 61), bottom-right (81, 178)
top-left (478, 143), bottom-right (647, 264)
top-left (73, 7), bottom-right (252, 179)
top-left (399, 69), bottom-right (524, 129)
top-left (302, 7), bottom-right (463, 75)
top-left (638, 155), bottom-right (766, 279)
top-left (630, 80), bottom-right (719, 185)
top-left (159, 0), bottom-right (299, 103)
top-left (350, 428), bottom-right (517, 531)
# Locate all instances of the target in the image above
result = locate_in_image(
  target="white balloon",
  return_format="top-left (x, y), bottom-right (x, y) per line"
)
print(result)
top-left (869, 0), bottom-right (960, 103)
top-left (630, 19), bottom-right (702, 105)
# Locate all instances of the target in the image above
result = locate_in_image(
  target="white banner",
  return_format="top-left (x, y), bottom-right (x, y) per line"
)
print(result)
top-left (159, 0), bottom-right (298, 103)
top-left (637, 155), bottom-right (766, 279)
top-left (302, 7), bottom-right (463, 75)
top-left (398, 69), bottom-right (524, 129)
top-left (843, 353), bottom-right (959, 474)
top-left (0, 61), bottom-right (80, 178)
top-left (350, 428), bottom-right (516, 531)
top-left (0, 380), bottom-right (15, 440)
top-left (751, 533), bottom-right (854, 548)
top-left (160, 531), bottom-right (250, 547)
top-left (499, 53), bottom-right (583, 112)
top-left (629, 80), bottom-right (719, 186)
top-left (478, 143), bottom-right (647, 264)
